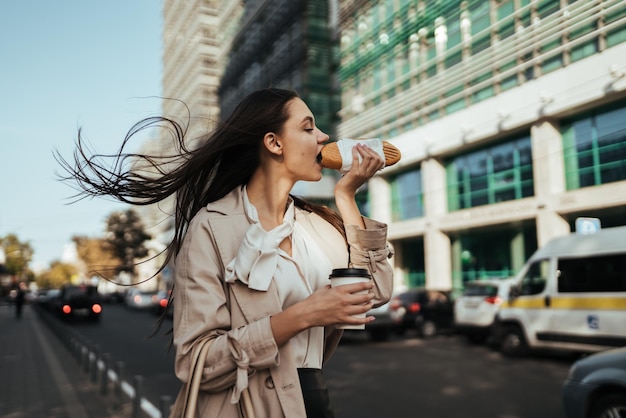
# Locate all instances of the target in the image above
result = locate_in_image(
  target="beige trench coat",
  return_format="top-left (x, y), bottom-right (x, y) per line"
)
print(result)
top-left (170, 187), bottom-right (393, 418)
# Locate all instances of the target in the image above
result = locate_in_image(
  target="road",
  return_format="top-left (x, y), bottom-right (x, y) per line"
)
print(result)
top-left (58, 304), bottom-right (577, 418)
top-left (64, 304), bottom-right (180, 406)
top-left (327, 331), bottom-right (575, 418)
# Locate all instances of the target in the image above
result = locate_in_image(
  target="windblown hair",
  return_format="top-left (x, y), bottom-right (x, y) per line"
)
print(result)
top-left (56, 88), bottom-right (345, 280)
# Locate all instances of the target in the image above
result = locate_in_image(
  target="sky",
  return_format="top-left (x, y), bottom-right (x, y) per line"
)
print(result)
top-left (1, 2), bottom-right (164, 270)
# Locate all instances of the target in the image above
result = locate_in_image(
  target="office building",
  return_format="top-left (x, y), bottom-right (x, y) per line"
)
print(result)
top-left (337, 0), bottom-right (626, 291)
top-left (136, 0), bottom-right (244, 283)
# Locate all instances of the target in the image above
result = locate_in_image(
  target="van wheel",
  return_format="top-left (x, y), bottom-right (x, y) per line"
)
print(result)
top-left (500, 325), bottom-right (528, 357)
top-left (589, 393), bottom-right (626, 418)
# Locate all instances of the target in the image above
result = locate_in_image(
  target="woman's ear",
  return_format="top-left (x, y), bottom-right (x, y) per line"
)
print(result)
top-left (263, 132), bottom-right (283, 156)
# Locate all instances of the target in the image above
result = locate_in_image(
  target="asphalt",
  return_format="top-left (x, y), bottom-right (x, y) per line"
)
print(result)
top-left (0, 303), bottom-right (132, 418)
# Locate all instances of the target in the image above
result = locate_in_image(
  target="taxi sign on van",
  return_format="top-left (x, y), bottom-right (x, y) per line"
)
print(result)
top-left (575, 217), bottom-right (601, 235)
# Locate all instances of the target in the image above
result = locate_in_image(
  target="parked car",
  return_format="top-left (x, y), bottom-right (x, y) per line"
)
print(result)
top-left (125, 288), bottom-right (158, 310)
top-left (454, 278), bottom-right (516, 343)
top-left (36, 288), bottom-right (60, 311)
top-left (48, 284), bottom-right (103, 322)
top-left (562, 346), bottom-right (626, 418)
top-left (362, 299), bottom-right (397, 341)
top-left (151, 289), bottom-right (173, 318)
top-left (388, 288), bottom-right (455, 338)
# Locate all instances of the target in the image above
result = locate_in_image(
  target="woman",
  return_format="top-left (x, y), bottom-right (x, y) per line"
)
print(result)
top-left (58, 88), bottom-right (393, 417)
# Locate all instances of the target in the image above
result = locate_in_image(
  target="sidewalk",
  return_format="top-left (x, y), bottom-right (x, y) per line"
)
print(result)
top-left (0, 303), bottom-right (117, 418)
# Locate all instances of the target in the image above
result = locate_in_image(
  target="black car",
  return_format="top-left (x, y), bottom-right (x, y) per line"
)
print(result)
top-left (391, 288), bottom-right (455, 338)
top-left (562, 347), bottom-right (626, 418)
top-left (49, 284), bottom-right (103, 322)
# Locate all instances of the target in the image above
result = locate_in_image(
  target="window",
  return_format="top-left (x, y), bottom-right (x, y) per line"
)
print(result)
top-left (558, 254), bottom-right (626, 293)
top-left (520, 260), bottom-right (549, 296)
top-left (470, 71), bottom-right (494, 103)
top-left (463, 284), bottom-right (498, 297)
top-left (390, 168), bottom-right (424, 221)
top-left (470, 1), bottom-right (490, 55)
top-left (448, 135), bottom-right (533, 211)
top-left (562, 102), bottom-right (626, 190)
top-left (496, 0), bottom-right (515, 40)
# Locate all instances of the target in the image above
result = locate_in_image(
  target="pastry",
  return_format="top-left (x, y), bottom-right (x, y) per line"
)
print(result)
top-left (319, 139), bottom-right (401, 171)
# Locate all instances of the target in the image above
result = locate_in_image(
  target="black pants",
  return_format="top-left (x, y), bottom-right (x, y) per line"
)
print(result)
top-left (297, 368), bottom-right (335, 418)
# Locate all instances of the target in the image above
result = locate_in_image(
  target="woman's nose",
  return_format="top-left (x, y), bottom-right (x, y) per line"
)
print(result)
top-left (317, 129), bottom-right (329, 143)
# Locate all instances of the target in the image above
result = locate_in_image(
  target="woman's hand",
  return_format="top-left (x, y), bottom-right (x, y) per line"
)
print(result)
top-left (270, 281), bottom-right (375, 346)
top-left (335, 144), bottom-right (385, 199)
top-left (301, 282), bottom-right (375, 328)
top-left (334, 144), bottom-right (384, 228)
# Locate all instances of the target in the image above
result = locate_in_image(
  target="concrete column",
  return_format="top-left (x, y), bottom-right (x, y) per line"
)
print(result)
top-left (424, 228), bottom-right (452, 290)
top-left (531, 119), bottom-right (570, 246)
top-left (531, 119), bottom-right (566, 198)
top-left (450, 237), bottom-right (463, 291)
top-left (421, 157), bottom-right (452, 289)
top-left (536, 210), bottom-right (570, 247)
top-left (510, 230), bottom-right (525, 273)
top-left (421, 157), bottom-right (448, 217)
top-left (368, 175), bottom-right (392, 223)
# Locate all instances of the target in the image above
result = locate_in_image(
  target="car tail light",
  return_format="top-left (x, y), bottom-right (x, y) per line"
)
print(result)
top-left (484, 296), bottom-right (502, 305)
top-left (62, 305), bottom-right (72, 314)
top-left (409, 302), bottom-right (421, 313)
top-left (92, 304), bottom-right (102, 314)
top-left (159, 299), bottom-right (168, 308)
top-left (134, 295), bottom-right (142, 304)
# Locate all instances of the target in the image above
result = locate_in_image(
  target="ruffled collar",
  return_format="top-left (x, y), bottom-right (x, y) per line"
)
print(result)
top-left (224, 187), bottom-right (295, 291)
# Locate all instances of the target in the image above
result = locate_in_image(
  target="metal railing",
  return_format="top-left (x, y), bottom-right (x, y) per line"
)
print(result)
top-left (34, 305), bottom-right (173, 418)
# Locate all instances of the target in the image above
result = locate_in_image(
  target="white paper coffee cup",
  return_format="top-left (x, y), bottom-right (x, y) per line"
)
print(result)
top-left (329, 268), bottom-right (371, 330)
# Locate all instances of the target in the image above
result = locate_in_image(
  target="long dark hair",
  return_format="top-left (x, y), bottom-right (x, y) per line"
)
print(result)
top-left (56, 88), bottom-right (345, 279)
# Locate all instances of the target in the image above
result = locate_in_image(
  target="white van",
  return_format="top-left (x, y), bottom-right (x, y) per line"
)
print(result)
top-left (495, 225), bottom-right (626, 357)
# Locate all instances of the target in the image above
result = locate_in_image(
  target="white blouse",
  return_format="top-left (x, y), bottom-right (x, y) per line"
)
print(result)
top-left (224, 186), bottom-right (332, 369)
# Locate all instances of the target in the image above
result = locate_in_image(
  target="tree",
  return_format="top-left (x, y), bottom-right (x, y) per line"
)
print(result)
top-left (72, 236), bottom-right (121, 277)
top-left (36, 261), bottom-right (77, 289)
top-left (0, 234), bottom-right (33, 278)
top-left (105, 209), bottom-right (151, 276)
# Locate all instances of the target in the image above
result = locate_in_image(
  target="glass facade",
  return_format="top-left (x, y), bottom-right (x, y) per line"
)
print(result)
top-left (399, 238), bottom-right (426, 288)
top-left (338, 0), bottom-right (626, 140)
top-left (562, 101), bottom-right (626, 190)
top-left (451, 226), bottom-right (537, 289)
top-left (219, 0), bottom-right (338, 136)
top-left (390, 168), bottom-right (424, 221)
top-left (447, 135), bottom-right (534, 211)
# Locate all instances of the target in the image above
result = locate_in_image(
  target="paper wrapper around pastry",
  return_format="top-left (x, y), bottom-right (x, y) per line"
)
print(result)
top-left (319, 140), bottom-right (402, 170)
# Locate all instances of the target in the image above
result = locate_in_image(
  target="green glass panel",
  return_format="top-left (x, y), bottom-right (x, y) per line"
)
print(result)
top-left (606, 4), bottom-right (626, 24)
top-left (470, 1), bottom-right (490, 34)
top-left (471, 86), bottom-right (494, 103)
top-left (446, 161), bottom-right (459, 212)
top-left (446, 135), bottom-right (533, 210)
top-left (497, 0), bottom-right (514, 19)
top-left (607, 25), bottom-right (626, 48)
top-left (571, 41), bottom-right (598, 62)
top-left (537, 0), bottom-right (560, 19)
top-left (542, 55), bottom-right (563, 74)
top-left (446, 98), bottom-right (466, 114)
top-left (391, 169), bottom-right (424, 221)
